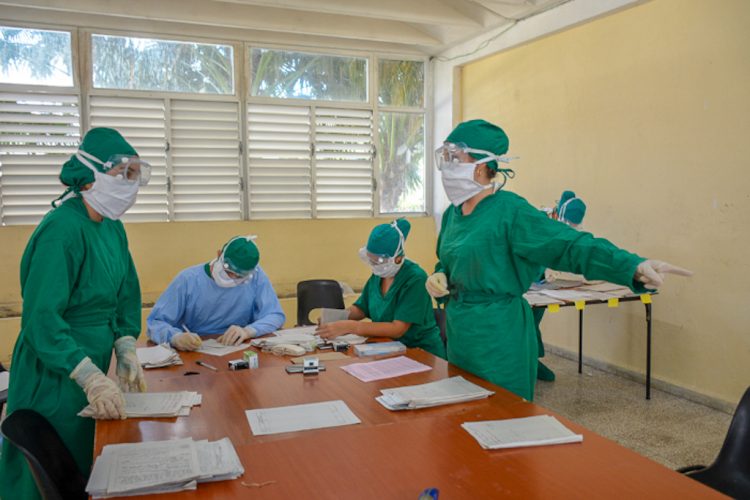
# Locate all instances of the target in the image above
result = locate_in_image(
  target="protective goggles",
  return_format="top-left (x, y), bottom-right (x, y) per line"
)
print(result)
top-left (434, 142), bottom-right (516, 170)
top-left (77, 150), bottom-right (152, 186)
top-left (359, 220), bottom-right (405, 265)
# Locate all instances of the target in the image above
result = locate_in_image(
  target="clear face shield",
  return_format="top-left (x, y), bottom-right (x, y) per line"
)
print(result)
top-left (77, 150), bottom-right (152, 186)
top-left (358, 221), bottom-right (405, 278)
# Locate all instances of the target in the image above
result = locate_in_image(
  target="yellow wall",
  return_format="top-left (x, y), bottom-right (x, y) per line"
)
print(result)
top-left (460, 0), bottom-right (750, 405)
top-left (0, 217), bottom-right (437, 361)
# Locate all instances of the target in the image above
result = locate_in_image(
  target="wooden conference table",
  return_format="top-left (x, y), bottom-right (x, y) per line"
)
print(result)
top-left (96, 342), bottom-right (721, 499)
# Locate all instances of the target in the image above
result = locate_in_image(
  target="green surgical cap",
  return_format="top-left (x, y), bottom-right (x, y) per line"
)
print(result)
top-left (559, 197), bottom-right (587, 225)
top-left (222, 236), bottom-right (260, 275)
top-left (445, 119), bottom-right (509, 172)
top-left (558, 190), bottom-right (576, 208)
top-left (60, 127), bottom-right (138, 188)
top-left (366, 219), bottom-right (411, 257)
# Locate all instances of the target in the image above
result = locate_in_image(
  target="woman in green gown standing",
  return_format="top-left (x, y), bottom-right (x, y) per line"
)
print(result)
top-left (0, 128), bottom-right (149, 499)
top-left (426, 120), bottom-right (691, 401)
top-left (317, 219), bottom-right (446, 359)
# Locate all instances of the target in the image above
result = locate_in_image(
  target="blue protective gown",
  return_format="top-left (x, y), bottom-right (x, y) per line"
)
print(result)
top-left (147, 264), bottom-right (285, 343)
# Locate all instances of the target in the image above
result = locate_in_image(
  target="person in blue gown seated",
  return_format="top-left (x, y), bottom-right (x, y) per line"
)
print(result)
top-left (147, 235), bottom-right (285, 350)
top-left (316, 219), bottom-right (446, 359)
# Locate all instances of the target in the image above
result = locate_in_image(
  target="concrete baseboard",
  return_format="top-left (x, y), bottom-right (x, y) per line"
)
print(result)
top-left (545, 344), bottom-right (736, 415)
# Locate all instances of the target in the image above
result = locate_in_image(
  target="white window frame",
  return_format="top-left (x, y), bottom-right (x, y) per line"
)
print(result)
top-left (246, 42), bottom-right (431, 219)
top-left (0, 22), bottom-right (82, 226)
top-left (0, 23), bottom-right (432, 224)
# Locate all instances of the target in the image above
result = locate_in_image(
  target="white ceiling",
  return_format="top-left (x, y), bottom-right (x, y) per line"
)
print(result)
top-left (0, 0), bottom-right (572, 55)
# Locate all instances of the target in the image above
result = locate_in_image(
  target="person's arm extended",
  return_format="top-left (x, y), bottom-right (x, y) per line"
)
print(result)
top-left (316, 318), bottom-right (410, 340)
top-left (347, 305), bottom-right (366, 321)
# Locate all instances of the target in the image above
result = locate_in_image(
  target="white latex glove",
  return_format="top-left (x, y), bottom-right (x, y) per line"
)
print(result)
top-left (634, 259), bottom-right (693, 290)
top-left (171, 331), bottom-right (203, 351)
top-left (114, 336), bottom-right (147, 393)
top-left (217, 325), bottom-right (256, 346)
top-left (426, 272), bottom-right (449, 298)
top-left (70, 357), bottom-right (126, 420)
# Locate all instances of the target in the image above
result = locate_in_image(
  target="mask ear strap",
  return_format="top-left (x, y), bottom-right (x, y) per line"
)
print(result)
top-left (558, 197), bottom-right (577, 222)
top-left (390, 221), bottom-right (405, 258)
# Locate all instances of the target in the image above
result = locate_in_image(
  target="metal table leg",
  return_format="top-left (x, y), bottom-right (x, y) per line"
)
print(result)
top-left (578, 309), bottom-right (584, 374)
top-left (645, 302), bottom-right (652, 399)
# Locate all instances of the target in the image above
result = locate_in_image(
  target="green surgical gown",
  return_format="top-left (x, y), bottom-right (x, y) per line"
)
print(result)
top-left (354, 260), bottom-right (446, 359)
top-left (436, 191), bottom-right (645, 400)
top-left (0, 196), bottom-right (141, 500)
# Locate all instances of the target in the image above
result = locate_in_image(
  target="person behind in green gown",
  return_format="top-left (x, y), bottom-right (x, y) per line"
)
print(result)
top-left (426, 119), bottom-right (692, 401)
top-left (316, 219), bottom-right (446, 359)
top-left (0, 128), bottom-right (150, 500)
top-left (533, 190), bottom-right (588, 382)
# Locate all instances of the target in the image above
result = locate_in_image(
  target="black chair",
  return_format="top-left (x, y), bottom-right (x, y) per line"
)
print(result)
top-left (0, 409), bottom-right (87, 500)
top-left (296, 279), bottom-right (345, 326)
top-left (434, 307), bottom-right (447, 348)
top-left (678, 386), bottom-right (750, 499)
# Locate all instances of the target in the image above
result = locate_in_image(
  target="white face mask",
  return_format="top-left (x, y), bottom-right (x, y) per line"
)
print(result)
top-left (439, 161), bottom-right (493, 206)
top-left (359, 248), bottom-right (403, 278)
top-left (80, 168), bottom-right (139, 220)
top-left (211, 256), bottom-right (254, 288)
top-left (76, 151), bottom-right (140, 220)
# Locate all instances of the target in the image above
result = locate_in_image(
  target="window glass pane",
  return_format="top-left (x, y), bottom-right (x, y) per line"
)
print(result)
top-left (92, 34), bottom-right (234, 94)
top-left (0, 27), bottom-right (73, 86)
top-left (250, 48), bottom-right (367, 102)
top-left (378, 112), bottom-right (425, 213)
top-left (378, 59), bottom-right (423, 107)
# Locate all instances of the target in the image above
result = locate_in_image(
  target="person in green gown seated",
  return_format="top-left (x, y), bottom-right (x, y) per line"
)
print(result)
top-left (316, 219), bottom-right (446, 359)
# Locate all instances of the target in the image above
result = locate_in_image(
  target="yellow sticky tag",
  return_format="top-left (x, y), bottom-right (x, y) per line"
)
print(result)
top-left (547, 304), bottom-right (560, 313)
top-left (608, 298), bottom-right (619, 308)
top-left (640, 294), bottom-right (652, 304)
top-left (575, 300), bottom-right (585, 311)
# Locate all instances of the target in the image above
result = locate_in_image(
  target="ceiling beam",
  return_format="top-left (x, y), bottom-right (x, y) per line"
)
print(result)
top-left (214, 0), bottom-right (480, 27)
top-left (0, 0), bottom-right (442, 46)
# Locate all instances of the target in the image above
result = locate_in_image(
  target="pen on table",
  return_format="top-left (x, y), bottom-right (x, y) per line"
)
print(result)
top-left (196, 360), bottom-right (218, 372)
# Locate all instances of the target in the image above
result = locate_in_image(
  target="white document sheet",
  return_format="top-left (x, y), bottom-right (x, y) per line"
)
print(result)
top-left (377, 376), bottom-right (494, 410)
top-left (538, 289), bottom-right (610, 301)
top-left (245, 400), bottom-right (361, 436)
top-left (340, 356), bottom-right (431, 382)
top-left (104, 438), bottom-right (201, 495)
top-left (523, 293), bottom-right (565, 306)
top-left (0, 371), bottom-right (9, 392)
top-left (136, 344), bottom-right (182, 368)
top-left (462, 415), bottom-right (583, 450)
top-left (194, 438), bottom-right (244, 482)
top-left (320, 308), bottom-right (349, 323)
top-left (196, 339), bottom-right (250, 357)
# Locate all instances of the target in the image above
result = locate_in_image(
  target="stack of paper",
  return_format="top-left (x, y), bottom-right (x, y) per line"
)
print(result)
top-left (196, 339), bottom-right (250, 357)
top-left (376, 376), bottom-right (494, 410)
top-left (137, 344), bottom-right (182, 368)
top-left (87, 437), bottom-right (243, 498)
top-left (79, 391), bottom-right (202, 418)
top-left (341, 356), bottom-right (431, 382)
top-left (462, 415), bottom-right (583, 449)
top-left (353, 341), bottom-right (406, 357)
top-left (523, 293), bottom-right (564, 306)
top-left (250, 326), bottom-right (367, 349)
top-left (245, 400), bottom-right (361, 436)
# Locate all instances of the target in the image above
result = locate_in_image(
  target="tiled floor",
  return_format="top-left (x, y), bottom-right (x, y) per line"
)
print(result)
top-left (534, 352), bottom-right (733, 470)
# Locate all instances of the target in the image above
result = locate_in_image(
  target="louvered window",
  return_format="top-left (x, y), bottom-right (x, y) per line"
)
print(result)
top-left (314, 108), bottom-right (373, 218)
top-left (0, 92), bottom-right (80, 225)
top-left (247, 104), bottom-right (312, 219)
top-left (247, 104), bottom-right (374, 219)
top-left (171, 100), bottom-right (242, 221)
